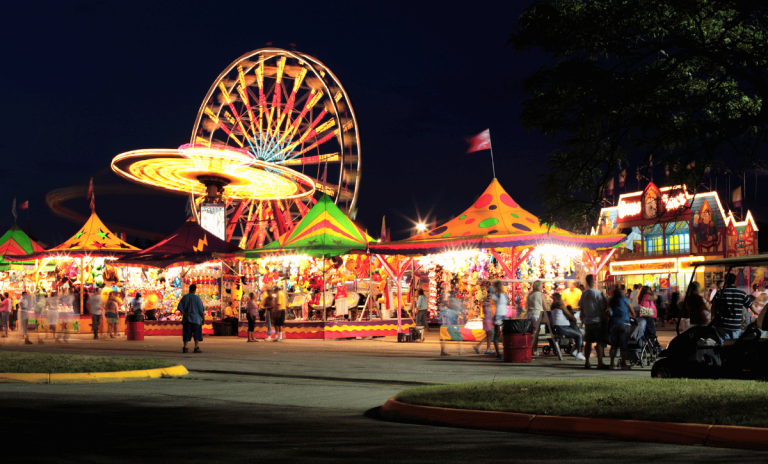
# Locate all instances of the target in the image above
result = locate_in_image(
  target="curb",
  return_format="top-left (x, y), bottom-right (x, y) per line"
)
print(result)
top-left (0, 364), bottom-right (189, 384)
top-left (380, 397), bottom-right (768, 451)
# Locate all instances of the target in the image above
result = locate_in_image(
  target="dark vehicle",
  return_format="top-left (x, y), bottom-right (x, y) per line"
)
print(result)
top-left (652, 255), bottom-right (768, 379)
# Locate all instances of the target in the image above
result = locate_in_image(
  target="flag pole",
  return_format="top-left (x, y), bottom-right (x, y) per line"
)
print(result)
top-left (489, 131), bottom-right (497, 179)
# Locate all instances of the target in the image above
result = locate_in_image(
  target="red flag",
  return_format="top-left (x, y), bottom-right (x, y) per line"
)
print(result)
top-left (732, 186), bottom-right (743, 208)
top-left (19, 201), bottom-right (28, 210)
top-left (90, 195), bottom-right (95, 212)
top-left (380, 216), bottom-right (386, 241)
top-left (386, 228), bottom-right (391, 242)
top-left (618, 169), bottom-right (626, 188)
top-left (87, 178), bottom-right (94, 200)
top-left (466, 129), bottom-right (491, 153)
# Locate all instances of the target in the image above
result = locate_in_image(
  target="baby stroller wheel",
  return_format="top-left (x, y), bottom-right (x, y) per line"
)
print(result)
top-left (542, 346), bottom-right (551, 355)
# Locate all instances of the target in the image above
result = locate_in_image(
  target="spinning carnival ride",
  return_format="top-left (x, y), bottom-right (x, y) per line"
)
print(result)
top-left (111, 48), bottom-right (361, 247)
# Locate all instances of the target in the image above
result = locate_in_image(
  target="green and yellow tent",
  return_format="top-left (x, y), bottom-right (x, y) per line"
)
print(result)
top-left (0, 224), bottom-right (46, 270)
top-left (240, 194), bottom-right (374, 259)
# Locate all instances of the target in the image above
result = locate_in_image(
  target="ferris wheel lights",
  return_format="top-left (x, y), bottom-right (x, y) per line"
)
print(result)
top-left (275, 56), bottom-right (286, 83)
top-left (292, 68), bottom-right (307, 92)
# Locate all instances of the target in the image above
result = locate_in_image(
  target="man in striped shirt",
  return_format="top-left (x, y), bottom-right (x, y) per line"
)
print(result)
top-left (713, 273), bottom-right (751, 341)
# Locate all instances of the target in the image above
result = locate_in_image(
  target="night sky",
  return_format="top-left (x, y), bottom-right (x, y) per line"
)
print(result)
top-left (2, 1), bottom-right (764, 249)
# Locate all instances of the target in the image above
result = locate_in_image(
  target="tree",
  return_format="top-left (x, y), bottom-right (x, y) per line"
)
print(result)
top-left (509, 0), bottom-right (768, 230)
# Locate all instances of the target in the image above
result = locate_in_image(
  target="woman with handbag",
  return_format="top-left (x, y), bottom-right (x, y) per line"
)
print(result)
top-left (637, 286), bottom-right (658, 338)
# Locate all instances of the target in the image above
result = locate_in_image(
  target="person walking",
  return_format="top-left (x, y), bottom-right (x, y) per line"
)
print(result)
top-left (579, 275), bottom-right (609, 369)
top-left (474, 291), bottom-right (494, 355)
top-left (629, 284), bottom-right (641, 315)
top-left (263, 289), bottom-right (277, 342)
top-left (46, 292), bottom-right (60, 342)
top-left (34, 292), bottom-right (46, 344)
top-left (271, 286), bottom-right (286, 341)
top-left (712, 273), bottom-right (752, 341)
top-left (710, 280), bottom-right (724, 303)
top-left (246, 292), bottom-right (259, 342)
top-left (682, 282), bottom-right (710, 328)
top-left (130, 292), bottom-right (143, 318)
top-left (637, 286), bottom-right (658, 338)
top-left (491, 280), bottom-right (508, 360)
top-left (178, 284), bottom-right (205, 353)
top-left (0, 294), bottom-right (11, 338)
top-left (550, 292), bottom-right (586, 361)
top-left (19, 291), bottom-right (33, 344)
top-left (105, 292), bottom-right (120, 338)
top-left (90, 292), bottom-right (103, 340)
top-left (607, 288), bottom-right (635, 370)
top-left (526, 280), bottom-right (548, 331)
top-left (415, 289), bottom-right (429, 329)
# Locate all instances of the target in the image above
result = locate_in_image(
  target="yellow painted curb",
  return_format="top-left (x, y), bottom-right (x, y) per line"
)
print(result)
top-left (0, 364), bottom-right (188, 384)
top-left (382, 396), bottom-right (768, 451)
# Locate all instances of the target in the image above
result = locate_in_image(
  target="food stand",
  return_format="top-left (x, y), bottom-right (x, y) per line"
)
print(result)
top-left (233, 194), bottom-right (414, 339)
top-left (596, 183), bottom-right (759, 296)
top-left (369, 179), bottom-right (625, 340)
top-left (7, 211), bottom-right (140, 335)
top-left (115, 218), bottom-right (242, 336)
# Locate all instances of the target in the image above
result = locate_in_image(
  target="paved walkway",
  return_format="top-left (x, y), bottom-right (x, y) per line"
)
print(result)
top-left (5, 328), bottom-right (765, 462)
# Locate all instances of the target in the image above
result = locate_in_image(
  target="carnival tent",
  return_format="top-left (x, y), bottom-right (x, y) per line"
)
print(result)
top-left (240, 194), bottom-right (374, 259)
top-left (6, 211), bottom-right (140, 311)
top-left (116, 218), bottom-right (241, 268)
top-left (368, 179), bottom-right (625, 255)
top-left (7, 212), bottom-right (139, 260)
top-left (0, 224), bottom-right (46, 270)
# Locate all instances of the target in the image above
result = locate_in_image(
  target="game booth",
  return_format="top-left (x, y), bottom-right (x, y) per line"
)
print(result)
top-left (115, 217), bottom-right (242, 336)
top-left (596, 183), bottom-right (760, 298)
top-left (7, 211), bottom-right (141, 335)
top-left (369, 179), bottom-right (625, 348)
top-left (228, 194), bottom-right (416, 340)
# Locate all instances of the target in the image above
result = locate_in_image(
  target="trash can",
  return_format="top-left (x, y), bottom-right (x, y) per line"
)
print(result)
top-left (126, 322), bottom-right (145, 341)
top-left (410, 326), bottom-right (425, 342)
top-left (125, 313), bottom-right (145, 341)
top-left (213, 321), bottom-right (233, 336)
top-left (502, 319), bottom-right (533, 363)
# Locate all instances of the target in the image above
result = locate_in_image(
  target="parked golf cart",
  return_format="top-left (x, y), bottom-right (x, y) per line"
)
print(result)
top-left (652, 254), bottom-right (768, 380)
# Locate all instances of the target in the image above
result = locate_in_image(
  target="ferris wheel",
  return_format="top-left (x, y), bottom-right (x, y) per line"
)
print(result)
top-left (191, 48), bottom-right (361, 247)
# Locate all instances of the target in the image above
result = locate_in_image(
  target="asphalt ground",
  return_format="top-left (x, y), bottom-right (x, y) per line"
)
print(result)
top-left (3, 328), bottom-right (768, 462)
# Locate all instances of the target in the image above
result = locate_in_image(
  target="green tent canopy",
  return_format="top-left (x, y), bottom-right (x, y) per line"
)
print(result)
top-left (0, 224), bottom-right (46, 270)
top-left (240, 194), bottom-right (374, 259)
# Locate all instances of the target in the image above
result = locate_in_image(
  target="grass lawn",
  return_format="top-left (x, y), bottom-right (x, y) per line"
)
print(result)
top-left (396, 378), bottom-right (768, 428)
top-left (0, 351), bottom-right (176, 374)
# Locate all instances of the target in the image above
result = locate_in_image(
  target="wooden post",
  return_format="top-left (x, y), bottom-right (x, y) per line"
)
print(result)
top-left (79, 257), bottom-right (84, 316)
top-left (322, 258), bottom-right (326, 322)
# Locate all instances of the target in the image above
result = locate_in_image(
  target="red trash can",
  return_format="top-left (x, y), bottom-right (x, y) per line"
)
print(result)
top-left (126, 321), bottom-right (145, 341)
top-left (503, 333), bottom-right (532, 363)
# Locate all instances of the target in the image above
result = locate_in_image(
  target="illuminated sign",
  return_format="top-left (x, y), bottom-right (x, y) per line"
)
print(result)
top-left (678, 256), bottom-right (705, 271)
top-left (200, 203), bottom-right (226, 241)
top-left (616, 183), bottom-right (691, 222)
top-left (610, 258), bottom-right (678, 276)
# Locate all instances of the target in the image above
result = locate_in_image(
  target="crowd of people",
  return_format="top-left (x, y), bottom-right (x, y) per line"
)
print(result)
top-left (437, 271), bottom-right (759, 367)
top-left (0, 287), bottom-right (151, 343)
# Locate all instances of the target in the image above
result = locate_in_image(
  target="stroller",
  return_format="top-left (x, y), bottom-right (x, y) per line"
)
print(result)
top-left (626, 317), bottom-right (661, 368)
